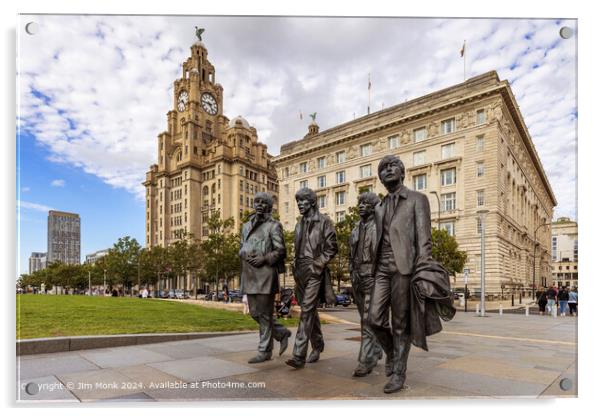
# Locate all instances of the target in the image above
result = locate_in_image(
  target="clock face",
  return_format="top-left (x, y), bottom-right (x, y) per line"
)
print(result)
top-left (177, 90), bottom-right (188, 112)
top-left (201, 92), bottom-right (218, 115)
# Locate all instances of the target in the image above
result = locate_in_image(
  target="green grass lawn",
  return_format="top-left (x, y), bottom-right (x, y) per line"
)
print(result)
top-left (16, 295), bottom-right (299, 339)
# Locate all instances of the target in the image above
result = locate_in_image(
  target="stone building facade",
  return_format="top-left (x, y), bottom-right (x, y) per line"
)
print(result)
top-left (28, 252), bottom-right (46, 274)
top-left (47, 210), bottom-right (81, 265)
top-left (143, 36), bottom-right (278, 290)
top-left (551, 217), bottom-right (578, 289)
top-left (273, 71), bottom-right (557, 294)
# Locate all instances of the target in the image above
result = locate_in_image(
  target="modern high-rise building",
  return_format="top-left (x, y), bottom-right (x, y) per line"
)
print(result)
top-left (47, 210), bottom-right (81, 265)
top-left (273, 71), bottom-right (557, 294)
top-left (143, 31), bottom-right (278, 290)
top-left (551, 217), bottom-right (578, 289)
top-left (28, 252), bottom-right (46, 274)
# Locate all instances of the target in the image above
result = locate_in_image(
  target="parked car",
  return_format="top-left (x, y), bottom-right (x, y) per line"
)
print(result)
top-left (228, 290), bottom-right (243, 303)
top-left (174, 289), bottom-right (189, 299)
top-left (334, 293), bottom-right (352, 307)
top-left (204, 291), bottom-right (225, 301)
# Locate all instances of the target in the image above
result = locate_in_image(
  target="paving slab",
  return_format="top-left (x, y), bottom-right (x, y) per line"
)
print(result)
top-left (17, 354), bottom-right (100, 380)
top-left (148, 355), bottom-right (258, 383)
top-left (78, 346), bottom-right (173, 369)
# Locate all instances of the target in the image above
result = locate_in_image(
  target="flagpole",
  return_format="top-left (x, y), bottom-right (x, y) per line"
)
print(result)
top-left (463, 40), bottom-right (467, 81)
top-left (368, 73), bottom-right (371, 115)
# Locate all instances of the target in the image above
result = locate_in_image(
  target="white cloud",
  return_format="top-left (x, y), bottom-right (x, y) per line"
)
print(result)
top-left (50, 179), bottom-right (65, 187)
top-left (17, 200), bottom-right (53, 212)
top-left (18, 16), bottom-right (577, 219)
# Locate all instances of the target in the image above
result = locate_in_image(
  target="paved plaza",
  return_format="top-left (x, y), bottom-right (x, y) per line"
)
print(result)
top-left (17, 310), bottom-right (577, 402)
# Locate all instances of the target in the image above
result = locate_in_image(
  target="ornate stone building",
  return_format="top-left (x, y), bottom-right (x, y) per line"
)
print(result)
top-left (143, 34), bottom-right (278, 289)
top-left (551, 217), bottom-right (578, 289)
top-left (273, 71), bottom-right (557, 294)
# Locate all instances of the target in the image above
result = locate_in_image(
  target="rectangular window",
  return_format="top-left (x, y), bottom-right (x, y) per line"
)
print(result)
top-left (476, 135), bottom-right (485, 151)
top-left (299, 180), bottom-right (308, 189)
top-left (441, 118), bottom-right (455, 135)
top-left (413, 150), bottom-right (426, 166)
top-left (477, 217), bottom-right (483, 234)
top-left (335, 211), bottom-right (346, 223)
top-left (284, 202), bottom-right (289, 214)
top-left (476, 162), bottom-right (485, 177)
top-left (441, 192), bottom-right (456, 212)
top-left (317, 157), bottom-right (326, 169)
top-left (358, 185), bottom-right (373, 194)
top-left (477, 189), bottom-right (485, 206)
top-left (388, 135), bottom-right (400, 149)
top-left (360, 164), bottom-right (372, 178)
top-left (299, 162), bottom-right (308, 173)
top-left (335, 191), bottom-right (346, 206)
top-left (318, 195), bottom-right (327, 209)
top-left (440, 168), bottom-right (456, 186)
top-left (476, 109), bottom-right (486, 125)
top-left (336, 170), bottom-right (346, 184)
top-left (441, 221), bottom-right (455, 236)
top-left (317, 175), bottom-right (327, 188)
top-left (414, 127), bottom-right (427, 143)
top-left (284, 167), bottom-right (289, 178)
top-left (336, 151), bottom-right (346, 164)
top-left (574, 239), bottom-right (578, 261)
top-left (284, 184), bottom-right (289, 195)
top-left (360, 144), bottom-right (372, 157)
top-left (441, 143), bottom-right (455, 159)
top-left (413, 174), bottom-right (427, 191)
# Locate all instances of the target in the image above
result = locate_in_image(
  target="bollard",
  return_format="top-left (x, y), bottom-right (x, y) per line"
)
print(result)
top-left (519, 291), bottom-right (522, 304)
top-left (525, 305), bottom-right (529, 316)
top-left (475, 303), bottom-right (480, 315)
top-left (512, 293), bottom-right (515, 306)
top-left (499, 303), bottom-right (503, 315)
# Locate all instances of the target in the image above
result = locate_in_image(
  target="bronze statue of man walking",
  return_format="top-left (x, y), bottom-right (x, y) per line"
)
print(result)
top-left (239, 192), bottom-right (291, 363)
top-left (368, 155), bottom-right (455, 393)
top-left (286, 188), bottom-right (338, 369)
top-left (349, 191), bottom-right (384, 377)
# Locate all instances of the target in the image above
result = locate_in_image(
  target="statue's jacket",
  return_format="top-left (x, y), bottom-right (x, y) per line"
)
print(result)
top-left (239, 214), bottom-right (286, 295)
top-left (410, 258), bottom-right (456, 351)
top-left (293, 211), bottom-right (338, 305)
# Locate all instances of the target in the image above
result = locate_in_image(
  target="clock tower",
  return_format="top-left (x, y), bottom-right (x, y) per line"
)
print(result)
top-left (143, 29), bottom-right (279, 293)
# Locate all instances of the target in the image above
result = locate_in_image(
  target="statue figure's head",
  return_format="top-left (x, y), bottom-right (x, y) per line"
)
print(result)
top-left (295, 188), bottom-right (317, 217)
top-left (357, 192), bottom-right (380, 219)
top-left (253, 192), bottom-right (273, 215)
top-left (378, 155), bottom-right (405, 187)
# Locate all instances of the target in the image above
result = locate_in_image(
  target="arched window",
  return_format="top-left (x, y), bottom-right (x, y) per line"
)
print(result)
top-left (203, 186), bottom-right (209, 196)
top-left (211, 183), bottom-right (216, 194)
top-left (176, 151), bottom-right (182, 162)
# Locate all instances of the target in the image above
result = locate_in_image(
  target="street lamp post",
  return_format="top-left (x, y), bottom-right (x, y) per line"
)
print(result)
top-left (429, 191), bottom-right (441, 230)
top-left (532, 222), bottom-right (551, 299)
top-left (477, 209), bottom-right (489, 317)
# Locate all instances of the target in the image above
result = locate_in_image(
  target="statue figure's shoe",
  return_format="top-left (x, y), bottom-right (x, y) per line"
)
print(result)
top-left (307, 345), bottom-right (324, 363)
top-left (279, 330), bottom-right (292, 356)
top-left (285, 357), bottom-right (305, 369)
top-left (352, 364), bottom-right (372, 377)
top-left (383, 373), bottom-right (407, 394)
top-left (248, 352), bottom-right (272, 364)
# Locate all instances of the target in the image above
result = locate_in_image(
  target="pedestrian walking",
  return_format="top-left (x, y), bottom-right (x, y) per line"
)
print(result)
top-left (568, 287), bottom-right (578, 316)
top-left (558, 286), bottom-right (569, 316)
top-left (536, 286), bottom-right (547, 315)
top-left (545, 285), bottom-right (557, 315)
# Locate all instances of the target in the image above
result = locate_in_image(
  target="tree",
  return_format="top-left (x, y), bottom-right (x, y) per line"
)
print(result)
top-left (332, 206), bottom-right (360, 292)
top-left (431, 228), bottom-right (468, 277)
top-left (282, 229), bottom-right (295, 288)
top-left (104, 236), bottom-right (142, 295)
top-left (201, 211), bottom-right (240, 292)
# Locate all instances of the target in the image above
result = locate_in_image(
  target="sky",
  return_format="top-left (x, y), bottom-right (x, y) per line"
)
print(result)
top-left (16, 15), bottom-right (577, 276)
